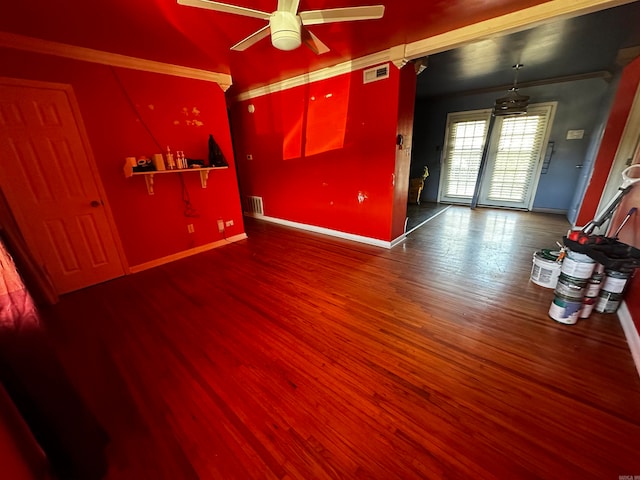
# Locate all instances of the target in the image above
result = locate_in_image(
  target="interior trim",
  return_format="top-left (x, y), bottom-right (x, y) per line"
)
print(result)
top-left (403, 0), bottom-right (636, 60)
top-left (0, 32), bottom-right (233, 91)
top-left (246, 213), bottom-right (396, 249)
top-left (618, 301), bottom-right (640, 379)
top-left (235, 50), bottom-right (392, 101)
top-left (129, 233), bottom-right (248, 273)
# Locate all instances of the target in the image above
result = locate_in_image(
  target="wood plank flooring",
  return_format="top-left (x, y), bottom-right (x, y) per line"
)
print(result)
top-left (39, 206), bottom-right (640, 479)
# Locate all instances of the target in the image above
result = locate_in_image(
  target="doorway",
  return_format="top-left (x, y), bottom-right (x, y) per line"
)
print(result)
top-left (0, 79), bottom-right (125, 294)
top-left (438, 103), bottom-right (556, 210)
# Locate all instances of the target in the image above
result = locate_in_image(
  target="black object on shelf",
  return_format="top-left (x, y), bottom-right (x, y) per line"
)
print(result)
top-left (208, 134), bottom-right (228, 167)
top-left (563, 236), bottom-right (640, 270)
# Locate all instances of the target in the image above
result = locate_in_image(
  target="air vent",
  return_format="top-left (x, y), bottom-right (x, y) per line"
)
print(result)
top-left (245, 196), bottom-right (264, 216)
top-left (363, 63), bottom-right (390, 84)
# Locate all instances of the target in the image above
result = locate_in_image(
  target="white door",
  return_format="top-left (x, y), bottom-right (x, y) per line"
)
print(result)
top-left (478, 103), bottom-right (556, 209)
top-left (439, 103), bottom-right (555, 210)
top-left (0, 81), bottom-right (125, 293)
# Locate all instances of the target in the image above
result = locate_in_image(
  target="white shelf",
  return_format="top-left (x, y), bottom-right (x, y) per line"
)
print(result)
top-left (124, 163), bottom-right (228, 195)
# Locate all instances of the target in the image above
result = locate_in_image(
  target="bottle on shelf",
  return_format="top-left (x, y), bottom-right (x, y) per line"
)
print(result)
top-left (177, 151), bottom-right (186, 169)
top-left (166, 146), bottom-right (176, 170)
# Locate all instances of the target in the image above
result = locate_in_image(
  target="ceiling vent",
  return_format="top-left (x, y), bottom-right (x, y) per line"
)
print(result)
top-left (363, 64), bottom-right (390, 84)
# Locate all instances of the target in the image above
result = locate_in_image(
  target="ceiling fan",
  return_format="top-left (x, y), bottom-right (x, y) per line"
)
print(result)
top-left (177, 0), bottom-right (385, 54)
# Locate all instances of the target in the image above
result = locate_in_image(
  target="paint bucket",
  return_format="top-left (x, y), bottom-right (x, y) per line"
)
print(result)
top-left (584, 273), bottom-right (604, 298)
top-left (560, 250), bottom-right (596, 279)
top-left (594, 291), bottom-right (624, 314)
top-left (554, 273), bottom-right (587, 300)
top-left (530, 249), bottom-right (562, 288)
top-left (549, 294), bottom-right (582, 325)
top-left (601, 269), bottom-right (633, 294)
top-left (579, 296), bottom-right (597, 319)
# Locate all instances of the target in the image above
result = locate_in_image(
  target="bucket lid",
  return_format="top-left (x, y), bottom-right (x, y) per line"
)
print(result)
top-left (535, 249), bottom-right (561, 262)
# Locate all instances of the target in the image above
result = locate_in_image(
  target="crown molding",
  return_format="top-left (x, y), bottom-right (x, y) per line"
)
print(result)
top-left (235, 49), bottom-right (392, 102)
top-left (403, 0), bottom-right (635, 61)
top-left (0, 32), bottom-right (233, 91)
top-left (235, 0), bottom-right (632, 101)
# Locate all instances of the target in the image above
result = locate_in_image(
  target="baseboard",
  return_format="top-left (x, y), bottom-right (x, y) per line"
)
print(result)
top-left (246, 214), bottom-right (397, 249)
top-left (129, 233), bottom-right (248, 273)
top-left (618, 301), bottom-right (640, 379)
top-left (531, 207), bottom-right (568, 215)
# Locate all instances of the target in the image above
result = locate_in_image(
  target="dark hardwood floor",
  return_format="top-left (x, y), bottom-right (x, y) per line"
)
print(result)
top-left (37, 206), bottom-right (640, 479)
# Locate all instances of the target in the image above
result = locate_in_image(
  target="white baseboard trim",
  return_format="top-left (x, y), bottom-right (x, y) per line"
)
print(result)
top-left (129, 233), bottom-right (248, 273)
top-left (618, 301), bottom-right (640, 379)
top-left (531, 207), bottom-right (568, 215)
top-left (247, 214), bottom-right (397, 249)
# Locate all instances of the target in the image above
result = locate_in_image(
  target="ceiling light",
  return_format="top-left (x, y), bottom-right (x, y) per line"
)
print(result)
top-left (493, 64), bottom-right (529, 116)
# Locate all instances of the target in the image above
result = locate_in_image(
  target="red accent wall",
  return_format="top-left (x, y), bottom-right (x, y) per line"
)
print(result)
top-left (576, 56), bottom-right (640, 329)
top-left (391, 66), bottom-right (417, 240)
top-left (576, 58), bottom-right (640, 225)
top-left (231, 66), bottom-right (409, 242)
top-left (0, 47), bottom-right (244, 267)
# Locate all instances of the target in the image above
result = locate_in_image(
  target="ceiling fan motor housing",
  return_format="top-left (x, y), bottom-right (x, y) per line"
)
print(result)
top-left (270, 11), bottom-right (302, 51)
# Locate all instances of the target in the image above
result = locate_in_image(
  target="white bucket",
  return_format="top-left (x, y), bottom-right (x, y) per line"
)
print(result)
top-left (560, 250), bottom-right (596, 279)
top-left (549, 294), bottom-right (582, 325)
top-left (531, 250), bottom-right (561, 288)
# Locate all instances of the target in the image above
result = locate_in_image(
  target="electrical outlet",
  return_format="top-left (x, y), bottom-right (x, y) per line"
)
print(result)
top-left (187, 224), bottom-right (194, 233)
top-left (217, 219), bottom-right (224, 233)
top-left (225, 220), bottom-right (234, 227)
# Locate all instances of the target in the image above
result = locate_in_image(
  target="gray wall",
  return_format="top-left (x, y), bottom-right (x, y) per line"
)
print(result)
top-left (411, 77), bottom-right (616, 213)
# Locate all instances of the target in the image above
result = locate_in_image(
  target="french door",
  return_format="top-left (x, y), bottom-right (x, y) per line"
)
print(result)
top-left (438, 103), bottom-right (556, 210)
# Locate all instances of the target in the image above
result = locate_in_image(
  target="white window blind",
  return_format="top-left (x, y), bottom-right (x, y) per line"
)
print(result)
top-left (439, 111), bottom-right (491, 203)
top-left (487, 112), bottom-right (549, 203)
top-left (439, 103), bottom-right (555, 210)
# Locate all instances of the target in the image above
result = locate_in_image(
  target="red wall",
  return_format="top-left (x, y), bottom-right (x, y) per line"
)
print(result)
top-left (577, 57), bottom-right (640, 329)
top-left (391, 66), bottom-right (417, 240)
top-left (0, 47), bottom-right (244, 267)
top-left (576, 58), bottom-right (640, 225)
top-left (231, 66), bottom-right (406, 242)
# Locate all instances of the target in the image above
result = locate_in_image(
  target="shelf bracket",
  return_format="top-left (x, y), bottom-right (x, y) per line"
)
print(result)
top-left (199, 169), bottom-right (210, 189)
top-left (144, 174), bottom-right (155, 195)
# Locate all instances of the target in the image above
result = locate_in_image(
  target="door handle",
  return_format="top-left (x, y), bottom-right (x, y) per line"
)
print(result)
top-left (90, 200), bottom-right (102, 208)
top-left (575, 165), bottom-right (583, 169)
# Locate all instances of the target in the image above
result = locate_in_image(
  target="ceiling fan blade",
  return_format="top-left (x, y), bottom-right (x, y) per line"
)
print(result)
top-left (302, 27), bottom-right (330, 55)
top-left (299, 5), bottom-right (384, 26)
top-left (231, 25), bottom-right (271, 51)
top-left (277, 0), bottom-right (301, 15)
top-left (177, 0), bottom-right (271, 20)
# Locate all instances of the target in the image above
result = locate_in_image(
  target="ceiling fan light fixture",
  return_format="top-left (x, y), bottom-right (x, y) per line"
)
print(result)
top-left (270, 11), bottom-right (302, 51)
top-left (493, 88), bottom-right (530, 116)
top-left (493, 64), bottom-right (529, 116)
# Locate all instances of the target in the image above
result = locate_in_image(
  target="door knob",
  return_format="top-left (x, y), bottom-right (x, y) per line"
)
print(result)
top-left (90, 200), bottom-right (101, 208)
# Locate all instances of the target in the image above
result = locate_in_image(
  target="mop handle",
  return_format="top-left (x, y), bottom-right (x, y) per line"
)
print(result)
top-left (621, 164), bottom-right (640, 188)
top-left (582, 164), bottom-right (640, 235)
